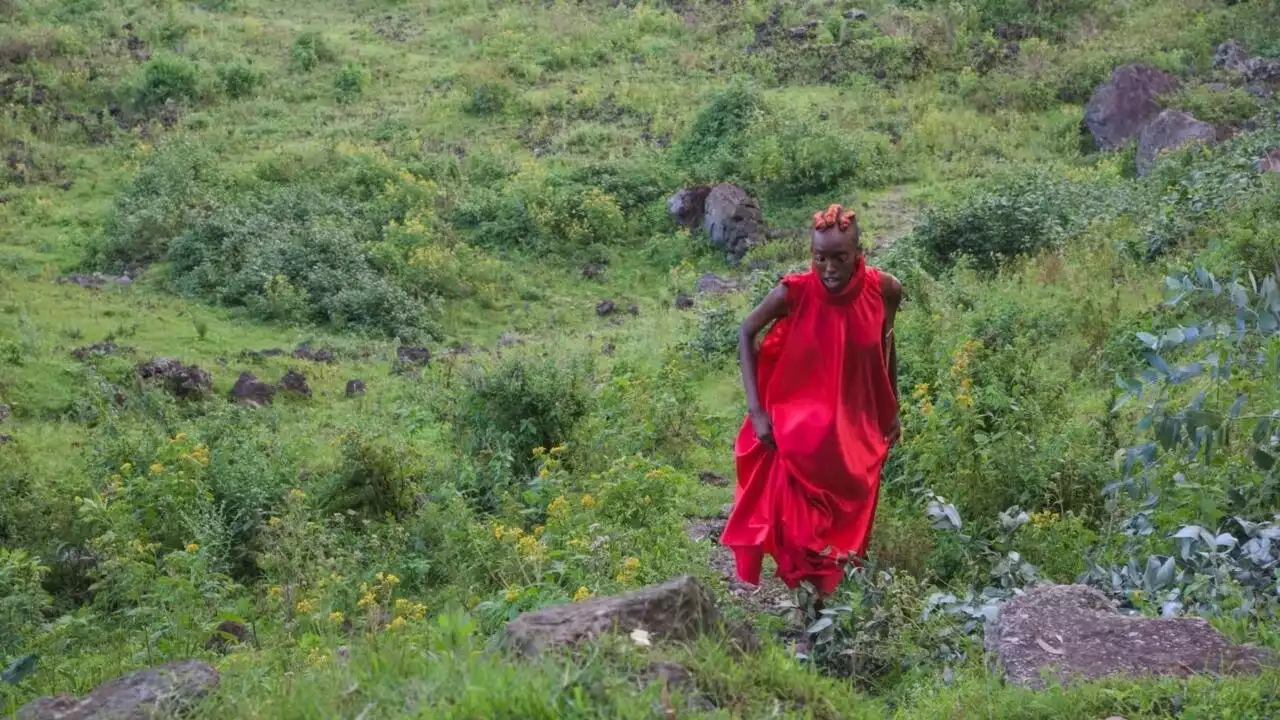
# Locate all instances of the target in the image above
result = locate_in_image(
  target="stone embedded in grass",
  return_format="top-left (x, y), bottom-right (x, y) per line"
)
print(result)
top-left (596, 299), bottom-right (617, 316)
top-left (695, 272), bottom-right (742, 295)
top-left (71, 342), bottom-right (132, 361)
top-left (279, 369), bottom-right (311, 397)
top-left (345, 379), bottom-right (366, 398)
top-left (504, 575), bottom-right (722, 655)
top-left (136, 358), bottom-right (212, 400)
top-left (396, 346), bottom-right (430, 365)
top-left (58, 273), bottom-right (133, 290)
top-left (229, 371), bottom-right (274, 407)
top-left (986, 584), bottom-right (1276, 688)
top-left (666, 185), bottom-right (712, 228)
top-left (292, 344), bottom-right (335, 363)
top-left (675, 293), bottom-right (695, 310)
top-left (1084, 64), bottom-right (1180, 150)
top-left (582, 263), bottom-right (607, 280)
top-left (703, 184), bottom-right (762, 263)
top-left (1136, 109), bottom-right (1218, 177)
top-left (1257, 148), bottom-right (1280, 174)
top-left (17, 660), bottom-right (218, 720)
top-left (698, 470), bottom-right (729, 487)
top-left (203, 620), bottom-right (247, 654)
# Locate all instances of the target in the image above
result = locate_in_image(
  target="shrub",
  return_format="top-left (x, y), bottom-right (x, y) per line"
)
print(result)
top-left (675, 83), bottom-right (764, 176)
top-left (744, 118), bottom-right (894, 199)
top-left (681, 302), bottom-right (739, 361)
top-left (454, 354), bottom-right (591, 510)
top-left (0, 548), bottom-right (51, 656)
top-left (463, 82), bottom-right (514, 116)
top-left (292, 31), bottom-right (335, 72)
top-left (135, 56), bottom-right (201, 109)
top-left (322, 431), bottom-right (419, 520)
top-left (334, 62), bottom-right (367, 103)
top-left (217, 58), bottom-right (264, 99)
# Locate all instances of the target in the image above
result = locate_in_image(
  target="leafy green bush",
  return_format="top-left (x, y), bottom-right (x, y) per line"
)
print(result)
top-left (322, 431), bottom-right (419, 520)
top-left (463, 82), bottom-right (514, 116)
top-left (0, 549), bottom-right (50, 656)
top-left (744, 118), bottom-right (894, 199)
top-left (135, 55), bottom-right (201, 109)
top-left (681, 303), bottom-right (738, 361)
top-left (334, 62), bottom-right (367, 103)
top-left (291, 31), bottom-right (335, 71)
top-left (217, 58), bottom-right (264, 99)
top-left (676, 83), bottom-right (764, 176)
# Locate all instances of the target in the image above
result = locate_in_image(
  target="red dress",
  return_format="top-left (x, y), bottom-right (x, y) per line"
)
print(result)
top-left (720, 261), bottom-right (898, 595)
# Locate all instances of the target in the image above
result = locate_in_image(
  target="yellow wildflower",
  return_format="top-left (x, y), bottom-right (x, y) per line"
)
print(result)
top-left (388, 616), bottom-right (407, 631)
top-left (580, 494), bottom-right (599, 509)
top-left (912, 383), bottom-right (930, 400)
top-left (172, 432), bottom-right (187, 443)
top-left (538, 468), bottom-right (550, 479)
top-left (329, 611), bottom-right (345, 624)
top-left (505, 588), bottom-right (520, 602)
top-left (185, 543), bottom-right (200, 553)
top-left (296, 599), bottom-right (316, 614)
top-left (307, 647), bottom-right (330, 666)
top-left (549, 444), bottom-right (566, 455)
top-left (268, 516), bottom-right (281, 527)
top-left (622, 556), bottom-right (640, 570)
top-left (384, 573), bottom-right (400, 585)
top-left (548, 496), bottom-right (569, 516)
top-left (532, 446), bottom-right (546, 457)
top-left (288, 488), bottom-right (306, 501)
top-left (149, 463), bottom-right (165, 475)
top-left (357, 591), bottom-right (377, 609)
top-left (534, 525), bottom-right (545, 537)
top-left (268, 585), bottom-right (282, 597)
top-left (120, 462), bottom-right (133, 474)
top-left (572, 586), bottom-right (591, 602)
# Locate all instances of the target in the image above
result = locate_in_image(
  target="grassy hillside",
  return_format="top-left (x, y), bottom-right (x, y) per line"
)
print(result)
top-left (3, 0), bottom-right (1280, 716)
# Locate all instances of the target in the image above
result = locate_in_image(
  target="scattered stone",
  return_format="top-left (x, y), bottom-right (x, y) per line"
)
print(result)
top-left (675, 293), bottom-right (695, 310)
top-left (58, 273), bottom-right (133, 290)
top-left (504, 575), bottom-right (721, 655)
top-left (596, 299), bottom-right (618, 316)
top-left (639, 661), bottom-right (694, 691)
top-left (1084, 64), bottom-right (1180, 150)
top-left (17, 660), bottom-right (219, 720)
top-left (843, 8), bottom-right (868, 20)
top-left (498, 331), bottom-right (523, 347)
top-left (55, 179), bottom-right (72, 191)
top-left (994, 22), bottom-right (1030, 41)
top-left (396, 346), bottom-right (431, 366)
top-left (127, 34), bottom-right (150, 62)
top-left (279, 369), bottom-right (311, 397)
top-left (986, 584), bottom-right (1275, 688)
top-left (601, 343), bottom-right (616, 356)
top-left (0, 433), bottom-right (11, 444)
top-left (1214, 40), bottom-right (1250, 73)
top-left (627, 303), bottom-right (639, 316)
top-left (136, 358), bottom-right (212, 400)
top-left (292, 344), bottom-right (335, 363)
top-left (1246, 56), bottom-right (1280, 86)
top-left (203, 620), bottom-right (247, 654)
top-left (582, 263), bottom-right (607, 280)
top-left (703, 183), bottom-right (762, 262)
top-left (345, 379), bottom-right (366, 398)
top-left (719, 503), bottom-right (733, 519)
top-left (229, 371), bottom-right (274, 407)
top-left (1257, 148), bottom-right (1280, 173)
top-left (0, 404), bottom-right (9, 423)
top-left (241, 348), bottom-right (284, 360)
top-left (666, 185), bottom-right (712, 229)
top-left (1245, 85), bottom-right (1274, 99)
top-left (71, 342), bottom-right (131, 361)
top-left (788, 20), bottom-right (820, 40)
top-left (695, 272), bottom-right (743, 295)
top-left (1136, 109), bottom-right (1218, 176)
top-left (698, 470), bottom-right (730, 487)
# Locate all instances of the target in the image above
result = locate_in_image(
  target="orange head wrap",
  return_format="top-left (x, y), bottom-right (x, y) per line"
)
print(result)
top-left (812, 203), bottom-right (856, 233)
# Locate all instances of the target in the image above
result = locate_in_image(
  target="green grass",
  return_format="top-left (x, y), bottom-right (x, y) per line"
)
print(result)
top-left (3, 0), bottom-right (1280, 715)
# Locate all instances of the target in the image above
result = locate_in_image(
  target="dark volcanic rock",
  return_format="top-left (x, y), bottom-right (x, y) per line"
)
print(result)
top-left (582, 263), bottom-right (607, 280)
top-left (695, 272), bottom-right (743, 295)
top-left (136, 358), bottom-right (212, 400)
top-left (666, 185), bottom-right (712, 228)
top-left (1258, 147), bottom-right (1280, 174)
top-left (279, 368), bottom-right (311, 397)
top-left (675, 293), bottom-right (695, 310)
top-left (596, 299), bottom-right (618, 316)
top-left (504, 575), bottom-right (721, 655)
top-left (229, 371), bottom-right (274, 407)
top-left (292, 344), bottom-right (335, 363)
top-left (396, 346), bottom-right (431, 365)
top-left (72, 342), bottom-right (131, 361)
top-left (203, 620), bottom-right (247, 653)
top-left (1084, 64), bottom-right (1180, 150)
top-left (986, 584), bottom-right (1275, 688)
top-left (1136, 109), bottom-right (1218, 176)
top-left (345, 379), bottom-right (367, 398)
top-left (17, 660), bottom-right (218, 720)
top-left (703, 183), bottom-right (762, 262)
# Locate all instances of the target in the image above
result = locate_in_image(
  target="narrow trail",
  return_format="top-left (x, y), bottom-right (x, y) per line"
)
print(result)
top-left (686, 513), bottom-right (794, 619)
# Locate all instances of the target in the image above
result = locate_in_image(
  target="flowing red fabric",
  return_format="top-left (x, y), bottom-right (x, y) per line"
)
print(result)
top-left (720, 262), bottom-right (898, 595)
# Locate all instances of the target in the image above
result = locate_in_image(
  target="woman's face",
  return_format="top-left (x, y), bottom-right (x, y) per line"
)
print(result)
top-left (811, 227), bottom-right (861, 292)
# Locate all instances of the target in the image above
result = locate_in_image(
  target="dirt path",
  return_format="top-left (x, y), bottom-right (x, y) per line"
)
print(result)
top-left (867, 185), bottom-right (915, 255)
top-left (686, 515), bottom-right (794, 618)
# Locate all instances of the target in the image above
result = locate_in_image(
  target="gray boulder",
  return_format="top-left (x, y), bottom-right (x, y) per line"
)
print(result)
top-left (703, 184), bottom-right (762, 262)
top-left (1258, 147), bottom-right (1280, 174)
top-left (695, 272), bottom-right (743, 295)
top-left (1136, 109), bottom-right (1217, 176)
top-left (229, 371), bottom-right (274, 407)
top-left (18, 660), bottom-right (218, 719)
top-left (136, 358), bottom-right (212, 400)
top-left (1214, 40), bottom-right (1250, 73)
top-left (986, 584), bottom-right (1273, 688)
top-left (666, 185), bottom-right (712, 229)
top-left (1084, 64), bottom-right (1180, 150)
top-left (505, 575), bottom-right (720, 654)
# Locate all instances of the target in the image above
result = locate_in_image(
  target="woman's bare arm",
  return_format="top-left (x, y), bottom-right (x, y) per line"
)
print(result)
top-left (740, 284), bottom-right (790, 447)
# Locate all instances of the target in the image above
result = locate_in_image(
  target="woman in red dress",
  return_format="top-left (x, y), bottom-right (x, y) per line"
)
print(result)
top-left (720, 203), bottom-right (902, 599)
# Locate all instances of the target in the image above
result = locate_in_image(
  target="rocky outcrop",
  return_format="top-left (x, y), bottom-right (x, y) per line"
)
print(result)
top-left (396, 346), bottom-right (430, 366)
top-left (1084, 64), bottom-right (1180, 150)
top-left (1258, 148), bottom-right (1280, 174)
top-left (17, 660), bottom-right (218, 719)
top-left (504, 575), bottom-right (721, 655)
top-left (229, 371), bottom-right (274, 407)
top-left (58, 273), bottom-right (133, 290)
top-left (986, 584), bottom-right (1274, 688)
top-left (595, 299), bottom-right (617, 317)
top-left (345, 379), bottom-right (367, 398)
top-left (667, 185), bottom-right (712, 229)
top-left (695, 272), bottom-right (743, 295)
top-left (279, 369), bottom-right (311, 397)
top-left (1136, 109), bottom-right (1218, 176)
top-left (136, 358), bottom-right (212, 400)
top-left (292, 344), bottom-right (334, 363)
top-left (1215, 40), bottom-right (1280, 86)
top-left (703, 184), bottom-right (763, 262)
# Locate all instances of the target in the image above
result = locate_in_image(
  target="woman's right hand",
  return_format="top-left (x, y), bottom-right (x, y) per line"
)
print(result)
top-left (750, 409), bottom-right (776, 449)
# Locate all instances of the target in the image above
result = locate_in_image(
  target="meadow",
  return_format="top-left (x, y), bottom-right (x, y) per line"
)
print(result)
top-left (3, 0), bottom-right (1280, 716)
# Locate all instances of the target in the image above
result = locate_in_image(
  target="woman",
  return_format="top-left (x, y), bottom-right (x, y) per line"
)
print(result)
top-left (720, 203), bottom-right (901, 599)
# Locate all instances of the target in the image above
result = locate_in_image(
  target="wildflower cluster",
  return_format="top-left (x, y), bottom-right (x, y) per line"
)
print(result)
top-left (615, 556), bottom-right (641, 584)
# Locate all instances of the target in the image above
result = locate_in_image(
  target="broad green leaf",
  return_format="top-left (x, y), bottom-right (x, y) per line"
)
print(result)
top-left (1253, 448), bottom-right (1275, 471)
top-left (1136, 332), bottom-right (1159, 349)
top-left (2, 655), bottom-right (37, 685)
top-left (805, 616), bottom-right (834, 635)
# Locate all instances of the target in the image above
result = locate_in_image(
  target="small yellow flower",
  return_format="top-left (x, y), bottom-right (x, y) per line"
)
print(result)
top-left (296, 599), bottom-right (316, 614)
top-left (912, 383), bottom-right (930, 400)
top-left (268, 516), bottom-right (282, 527)
top-left (185, 543), bottom-right (200, 553)
top-left (149, 463), bottom-right (165, 475)
top-left (268, 585), bottom-right (282, 597)
top-left (120, 462), bottom-right (133, 474)
top-left (376, 572), bottom-right (385, 582)
top-left (384, 573), bottom-right (400, 585)
top-left (532, 446), bottom-right (546, 457)
top-left (572, 586), bottom-right (591, 602)
top-left (622, 556), bottom-right (640, 570)
top-left (307, 647), bottom-right (330, 666)
top-left (505, 588), bottom-right (520, 602)
top-left (329, 611), bottom-right (345, 624)
top-left (538, 468), bottom-right (550, 479)
top-left (549, 444), bottom-right (566, 455)
top-left (388, 616), bottom-right (407, 631)
top-left (534, 525), bottom-right (545, 537)
top-left (288, 488), bottom-right (306, 501)
top-left (172, 432), bottom-right (187, 443)
top-left (548, 496), bottom-right (569, 516)
top-left (580, 494), bottom-right (598, 509)
top-left (358, 592), bottom-right (377, 609)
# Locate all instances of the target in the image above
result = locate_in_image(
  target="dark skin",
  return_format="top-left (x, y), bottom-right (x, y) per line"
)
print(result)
top-left (738, 224), bottom-right (902, 451)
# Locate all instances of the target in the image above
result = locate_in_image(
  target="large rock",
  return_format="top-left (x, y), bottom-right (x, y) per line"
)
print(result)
top-left (1214, 40), bottom-right (1250, 73)
top-left (136, 358), bottom-right (212, 400)
top-left (504, 575), bottom-right (720, 654)
top-left (986, 584), bottom-right (1273, 688)
top-left (666, 185), bottom-right (712, 229)
top-left (278, 368), bottom-right (311, 397)
top-left (18, 660), bottom-right (218, 719)
top-left (1084, 64), bottom-right (1180, 150)
top-left (229, 371), bottom-right (274, 407)
top-left (695, 272), bottom-right (744, 295)
top-left (703, 184), bottom-right (762, 262)
top-left (1258, 148), bottom-right (1280, 174)
top-left (1215, 40), bottom-right (1280, 86)
top-left (1136, 109), bottom-right (1218, 176)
